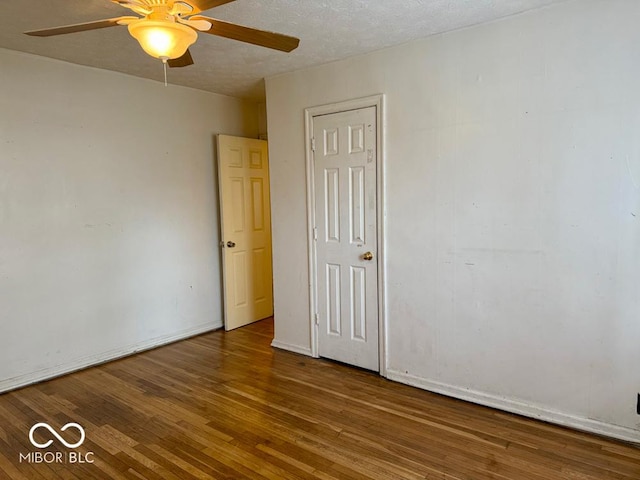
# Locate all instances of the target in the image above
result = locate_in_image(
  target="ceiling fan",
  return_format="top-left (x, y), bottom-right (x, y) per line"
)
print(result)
top-left (24, 0), bottom-right (300, 68)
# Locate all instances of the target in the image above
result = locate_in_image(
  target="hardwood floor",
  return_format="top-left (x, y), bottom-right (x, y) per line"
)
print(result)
top-left (0, 318), bottom-right (638, 480)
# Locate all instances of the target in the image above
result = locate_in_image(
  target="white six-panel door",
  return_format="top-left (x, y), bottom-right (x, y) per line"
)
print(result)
top-left (313, 107), bottom-right (379, 371)
top-left (217, 135), bottom-right (273, 331)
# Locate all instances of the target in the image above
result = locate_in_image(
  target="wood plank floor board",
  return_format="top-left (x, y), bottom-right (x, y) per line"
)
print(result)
top-left (167, 438), bottom-right (272, 480)
top-left (144, 443), bottom-right (225, 480)
top-left (0, 318), bottom-right (638, 479)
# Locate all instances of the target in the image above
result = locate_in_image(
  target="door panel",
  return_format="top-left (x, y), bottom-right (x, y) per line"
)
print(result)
top-left (350, 266), bottom-right (366, 341)
top-left (218, 135), bottom-right (273, 331)
top-left (313, 107), bottom-right (378, 371)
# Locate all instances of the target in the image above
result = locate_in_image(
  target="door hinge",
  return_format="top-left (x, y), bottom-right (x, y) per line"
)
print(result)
top-left (311, 137), bottom-right (316, 152)
top-left (314, 313), bottom-right (319, 325)
top-left (313, 226), bottom-right (318, 241)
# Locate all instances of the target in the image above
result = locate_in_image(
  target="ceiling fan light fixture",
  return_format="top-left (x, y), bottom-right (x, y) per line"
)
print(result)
top-left (128, 19), bottom-right (197, 60)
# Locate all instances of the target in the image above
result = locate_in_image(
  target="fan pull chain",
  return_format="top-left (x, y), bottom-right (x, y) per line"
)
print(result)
top-left (163, 59), bottom-right (168, 87)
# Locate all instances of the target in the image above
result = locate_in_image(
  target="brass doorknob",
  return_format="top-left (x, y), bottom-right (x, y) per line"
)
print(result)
top-left (362, 251), bottom-right (374, 261)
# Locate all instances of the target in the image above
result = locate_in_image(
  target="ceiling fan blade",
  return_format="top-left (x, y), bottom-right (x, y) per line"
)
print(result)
top-left (116, 17), bottom-right (139, 26)
top-left (177, 17), bottom-right (212, 31)
top-left (25, 17), bottom-right (136, 37)
top-left (112, 0), bottom-right (144, 6)
top-left (112, 0), bottom-right (151, 14)
top-left (168, 49), bottom-right (195, 68)
top-left (170, 2), bottom-right (194, 16)
top-left (191, 16), bottom-right (300, 52)
top-left (188, 0), bottom-right (236, 14)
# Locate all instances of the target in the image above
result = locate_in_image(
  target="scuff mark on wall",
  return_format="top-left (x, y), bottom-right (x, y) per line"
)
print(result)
top-left (625, 155), bottom-right (640, 189)
top-left (83, 223), bottom-right (112, 228)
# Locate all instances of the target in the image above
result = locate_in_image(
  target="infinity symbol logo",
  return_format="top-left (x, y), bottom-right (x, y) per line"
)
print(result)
top-left (29, 423), bottom-right (86, 449)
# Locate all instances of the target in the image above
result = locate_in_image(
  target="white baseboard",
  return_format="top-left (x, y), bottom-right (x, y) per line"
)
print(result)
top-left (271, 339), bottom-right (313, 357)
top-left (386, 369), bottom-right (640, 445)
top-left (0, 321), bottom-right (222, 394)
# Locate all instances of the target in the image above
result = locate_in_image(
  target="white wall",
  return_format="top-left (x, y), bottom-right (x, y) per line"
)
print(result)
top-left (0, 48), bottom-right (257, 391)
top-left (265, 0), bottom-right (640, 442)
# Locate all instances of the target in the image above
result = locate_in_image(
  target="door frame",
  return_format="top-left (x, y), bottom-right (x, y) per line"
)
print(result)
top-left (304, 95), bottom-right (387, 376)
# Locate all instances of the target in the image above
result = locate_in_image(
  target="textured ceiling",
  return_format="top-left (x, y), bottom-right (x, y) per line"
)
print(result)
top-left (0, 0), bottom-right (569, 100)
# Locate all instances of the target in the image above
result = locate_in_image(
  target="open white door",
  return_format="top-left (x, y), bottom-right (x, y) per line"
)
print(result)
top-left (312, 107), bottom-right (379, 371)
top-left (217, 135), bottom-right (273, 331)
